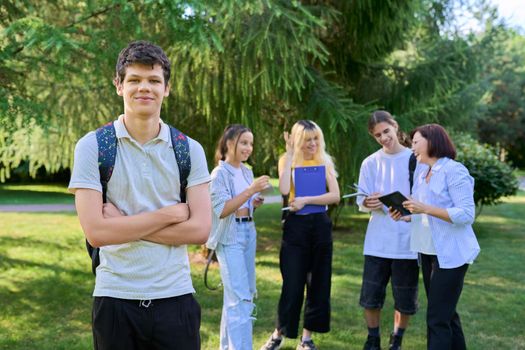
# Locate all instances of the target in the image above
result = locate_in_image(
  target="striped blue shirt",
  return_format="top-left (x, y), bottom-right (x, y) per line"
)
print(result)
top-left (206, 161), bottom-right (255, 250)
top-left (412, 157), bottom-right (480, 268)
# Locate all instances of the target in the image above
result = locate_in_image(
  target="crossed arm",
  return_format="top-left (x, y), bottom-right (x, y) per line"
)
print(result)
top-left (75, 183), bottom-right (211, 248)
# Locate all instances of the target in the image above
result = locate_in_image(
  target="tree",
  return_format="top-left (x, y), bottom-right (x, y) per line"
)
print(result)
top-left (476, 30), bottom-right (525, 167)
top-left (0, 0), bottom-right (508, 197)
top-left (454, 133), bottom-right (519, 215)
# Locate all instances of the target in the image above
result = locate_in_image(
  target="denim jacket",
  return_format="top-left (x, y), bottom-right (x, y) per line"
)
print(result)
top-left (413, 157), bottom-right (480, 268)
top-left (206, 161), bottom-right (255, 250)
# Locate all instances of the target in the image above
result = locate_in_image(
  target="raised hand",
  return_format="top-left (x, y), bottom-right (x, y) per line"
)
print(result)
top-left (283, 131), bottom-right (294, 158)
top-left (249, 175), bottom-right (270, 195)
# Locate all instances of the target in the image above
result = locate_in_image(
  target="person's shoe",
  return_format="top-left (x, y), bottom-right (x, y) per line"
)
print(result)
top-left (260, 334), bottom-right (283, 350)
top-left (388, 332), bottom-right (403, 350)
top-left (363, 335), bottom-right (381, 350)
top-left (297, 338), bottom-right (317, 350)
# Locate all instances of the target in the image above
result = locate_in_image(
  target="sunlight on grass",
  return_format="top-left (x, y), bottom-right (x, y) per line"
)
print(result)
top-left (1, 193), bottom-right (524, 349)
top-left (0, 184), bottom-right (70, 193)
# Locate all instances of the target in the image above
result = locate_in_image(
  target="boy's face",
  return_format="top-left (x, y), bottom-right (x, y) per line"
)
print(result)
top-left (116, 63), bottom-right (169, 119)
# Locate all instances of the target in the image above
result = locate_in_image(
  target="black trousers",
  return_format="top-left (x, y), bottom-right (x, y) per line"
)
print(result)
top-left (276, 212), bottom-right (333, 338)
top-left (421, 254), bottom-right (468, 350)
top-left (92, 294), bottom-right (201, 350)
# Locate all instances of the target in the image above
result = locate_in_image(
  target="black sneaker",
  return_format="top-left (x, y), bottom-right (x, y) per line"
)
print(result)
top-left (297, 338), bottom-right (318, 350)
top-left (260, 334), bottom-right (283, 350)
top-left (363, 335), bottom-right (381, 350)
top-left (388, 333), bottom-right (403, 350)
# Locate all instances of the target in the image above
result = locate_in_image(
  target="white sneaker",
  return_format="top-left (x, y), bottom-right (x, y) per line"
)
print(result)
top-left (260, 334), bottom-right (284, 350)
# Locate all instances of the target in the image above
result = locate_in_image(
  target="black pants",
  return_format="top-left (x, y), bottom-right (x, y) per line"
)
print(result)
top-left (92, 294), bottom-right (201, 350)
top-left (276, 212), bottom-right (333, 338)
top-left (421, 254), bottom-right (468, 350)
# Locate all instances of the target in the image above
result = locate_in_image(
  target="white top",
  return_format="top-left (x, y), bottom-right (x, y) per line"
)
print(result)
top-left (68, 115), bottom-right (210, 300)
top-left (232, 166), bottom-right (251, 210)
top-left (411, 157), bottom-right (480, 268)
top-left (410, 178), bottom-right (437, 255)
top-left (357, 148), bottom-right (418, 259)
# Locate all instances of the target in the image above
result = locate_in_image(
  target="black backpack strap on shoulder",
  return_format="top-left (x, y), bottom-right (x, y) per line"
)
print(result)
top-left (96, 122), bottom-right (118, 202)
top-left (86, 122), bottom-right (118, 275)
top-left (169, 126), bottom-right (191, 203)
top-left (408, 153), bottom-right (417, 195)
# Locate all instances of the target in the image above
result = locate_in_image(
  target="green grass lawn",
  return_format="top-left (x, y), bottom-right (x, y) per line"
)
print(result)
top-left (0, 192), bottom-right (524, 349)
top-left (0, 183), bottom-right (73, 205)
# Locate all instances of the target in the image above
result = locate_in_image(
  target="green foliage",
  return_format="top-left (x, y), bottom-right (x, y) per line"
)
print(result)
top-left (0, 0), bottom-right (518, 194)
top-left (476, 29), bottom-right (525, 167)
top-left (455, 133), bottom-right (519, 208)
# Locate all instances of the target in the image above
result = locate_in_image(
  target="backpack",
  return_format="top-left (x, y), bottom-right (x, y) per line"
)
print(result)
top-left (85, 121), bottom-right (191, 275)
top-left (408, 153), bottom-right (417, 195)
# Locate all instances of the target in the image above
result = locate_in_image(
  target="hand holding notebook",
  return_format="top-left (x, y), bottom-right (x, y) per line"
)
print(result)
top-left (293, 165), bottom-right (327, 214)
top-left (378, 191), bottom-right (411, 216)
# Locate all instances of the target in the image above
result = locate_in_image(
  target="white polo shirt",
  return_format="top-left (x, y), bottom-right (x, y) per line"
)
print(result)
top-left (69, 115), bottom-right (210, 300)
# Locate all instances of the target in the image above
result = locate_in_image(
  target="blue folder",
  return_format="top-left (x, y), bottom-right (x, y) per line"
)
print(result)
top-left (294, 165), bottom-right (327, 215)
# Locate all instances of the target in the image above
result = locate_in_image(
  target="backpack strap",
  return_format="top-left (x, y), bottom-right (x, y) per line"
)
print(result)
top-left (169, 126), bottom-right (191, 203)
top-left (96, 122), bottom-right (118, 203)
top-left (408, 153), bottom-right (417, 195)
top-left (85, 122), bottom-right (118, 275)
top-left (86, 122), bottom-right (190, 276)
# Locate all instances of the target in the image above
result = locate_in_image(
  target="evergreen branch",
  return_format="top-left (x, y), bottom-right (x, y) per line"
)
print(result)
top-left (66, 2), bottom-right (126, 29)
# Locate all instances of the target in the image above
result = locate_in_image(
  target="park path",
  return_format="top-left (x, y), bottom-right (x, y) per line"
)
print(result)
top-left (0, 204), bottom-right (76, 212)
top-left (2, 177), bottom-right (524, 213)
top-left (3, 180), bottom-right (525, 212)
top-left (0, 195), bottom-right (283, 213)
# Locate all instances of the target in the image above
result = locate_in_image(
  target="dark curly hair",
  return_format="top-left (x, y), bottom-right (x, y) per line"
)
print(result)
top-left (114, 40), bottom-right (171, 85)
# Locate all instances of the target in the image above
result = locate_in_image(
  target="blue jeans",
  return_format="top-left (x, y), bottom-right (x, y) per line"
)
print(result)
top-left (216, 221), bottom-right (257, 350)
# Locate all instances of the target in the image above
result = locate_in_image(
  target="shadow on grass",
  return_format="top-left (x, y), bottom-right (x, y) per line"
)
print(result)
top-left (0, 188), bottom-right (73, 205)
top-left (0, 235), bottom-right (93, 350)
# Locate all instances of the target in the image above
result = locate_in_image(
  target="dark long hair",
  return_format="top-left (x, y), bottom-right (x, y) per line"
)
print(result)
top-left (214, 124), bottom-right (252, 165)
top-left (368, 110), bottom-right (411, 147)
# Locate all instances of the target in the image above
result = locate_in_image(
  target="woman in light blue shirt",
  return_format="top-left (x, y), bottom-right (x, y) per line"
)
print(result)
top-left (391, 124), bottom-right (480, 350)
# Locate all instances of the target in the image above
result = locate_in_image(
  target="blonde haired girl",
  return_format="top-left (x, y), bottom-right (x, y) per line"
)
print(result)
top-left (261, 120), bottom-right (339, 350)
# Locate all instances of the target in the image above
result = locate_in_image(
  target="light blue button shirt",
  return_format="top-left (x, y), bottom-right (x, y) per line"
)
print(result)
top-left (206, 161), bottom-right (255, 250)
top-left (413, 157), bottom-right (480, 268)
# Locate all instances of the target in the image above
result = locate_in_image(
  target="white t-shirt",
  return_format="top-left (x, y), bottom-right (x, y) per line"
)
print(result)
top-left (68, 115), bottom-right (210, 300)
top-left (232, 166), bottom-right (251, 210)
top-left (410, 178), bottom-right (437, 255)
top-left (357, 148), bottom-right (418, 259)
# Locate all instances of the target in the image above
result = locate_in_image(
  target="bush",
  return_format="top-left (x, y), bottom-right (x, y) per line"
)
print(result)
top-left (454, 133), bottom-right (519, 209)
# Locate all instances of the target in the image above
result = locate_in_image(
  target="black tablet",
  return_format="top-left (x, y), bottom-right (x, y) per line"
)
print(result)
top-left (378, 191), bottom-right (411, 216)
